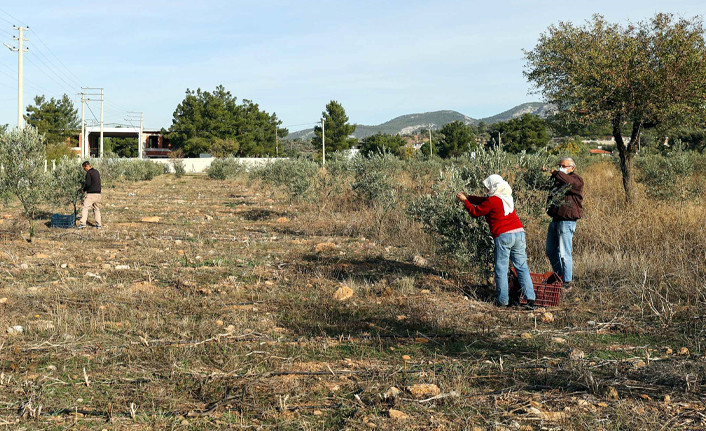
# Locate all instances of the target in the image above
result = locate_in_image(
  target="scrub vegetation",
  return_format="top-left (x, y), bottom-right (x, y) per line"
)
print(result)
top-left (0, 149), bottom-right (704, 430)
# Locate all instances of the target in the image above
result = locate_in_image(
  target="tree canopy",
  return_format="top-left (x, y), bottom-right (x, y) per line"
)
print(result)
top-left (487, 114), bottom-right (549, 154)
top-left (312, 100), bottom-right (357, 153)
top-left (25, 94), bottom-right (80, 160)
top-left (436, 121), bottom-right (477, 158)
top-left (360, 132), bottom-right (406, 157)
top-left (25, 94), bottom-right (80, 145)
top-left (164, 85), bottom-right (287, 157)
top-left (524, 13), bottom-right (706, 200)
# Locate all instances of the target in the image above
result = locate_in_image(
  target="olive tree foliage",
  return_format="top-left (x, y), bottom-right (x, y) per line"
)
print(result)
top-left (524, 13), bottom-right (706, 201)
top-left (407, 147), bottom-right (554, 273)
top-left (0, 126), bottom-right (49, 219)
top-left (49, 157), bottom-right (85, 216)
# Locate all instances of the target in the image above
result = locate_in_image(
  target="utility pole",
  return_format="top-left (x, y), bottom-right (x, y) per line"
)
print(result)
top-left (100, 88), bottom-right (104, 157)
top-left (4, 26), bottom-right (29, 129)
top-left (126, 112), bottom-right (144, 158)
top-left (321, 118), bottom-right (326, 166)
top-left (82, 88), bottom-right (105, 157)
top-left (80, 92), bottom-right (86, 157)
top-left (429, 129), bottom-right (432, 157)
top-left (275, 126), bottom-right (278, 157)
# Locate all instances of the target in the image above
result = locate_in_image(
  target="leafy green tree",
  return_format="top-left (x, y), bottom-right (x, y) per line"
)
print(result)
top-left (25, 94), bottom-right (80, 161)
top-left (488, 114), bottom-right (549, 154)
top-left (165, 86), bottom-right (287, 157)
top-left (525, 13), bottom-right (706, 201)
top-left (360, 133), bottom-right (405, 157)
top-left (312, 100), bottom-right (357, 153)
top-left (49, 157), bottom-right (84, 216)
top-left (210, 138), bottom-right (240, 157)
top-left (105, 136), bottom-right (138, 157)
top-left (436, 121), bottom-right (477, 158)
top-left (0, 127), bottom-right (49, 230)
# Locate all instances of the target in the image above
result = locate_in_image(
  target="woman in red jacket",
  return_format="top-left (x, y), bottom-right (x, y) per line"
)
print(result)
top-left (457, 174), bottom-right (537, 309)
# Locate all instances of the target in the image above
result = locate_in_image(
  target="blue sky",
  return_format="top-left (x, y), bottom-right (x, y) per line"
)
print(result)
top-left (0, 1), bottom-right (703, 132)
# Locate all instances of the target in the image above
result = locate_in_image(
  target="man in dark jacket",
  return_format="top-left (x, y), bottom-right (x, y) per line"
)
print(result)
top-left (78, 161), bottom-right (102, 229)
top-left (545, 157), bottom-right (583, 289)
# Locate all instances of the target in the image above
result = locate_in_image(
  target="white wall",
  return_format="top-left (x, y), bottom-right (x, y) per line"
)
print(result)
top-left (151, 157), bottom-right (289, 173)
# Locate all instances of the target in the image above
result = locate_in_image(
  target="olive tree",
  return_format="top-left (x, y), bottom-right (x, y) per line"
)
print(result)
top-left (524, 13), bottom-right (706, 201)
top-left (0, 126), bottom-right (49, 219)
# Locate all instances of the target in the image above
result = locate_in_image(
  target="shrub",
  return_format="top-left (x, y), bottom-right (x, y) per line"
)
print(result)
top-left (90, 158), bottom-right (164, 183)
top-left (0, 126), bottom-right (49, 219)
top-left (173, 159), bottom-right (186, 178)
top-left (636, 147), bottom-right (703, 200)
top-left (206, 157), bottom-right (245, 180)
top-left (350, 153), bottom-right (402, 207)
top-left (407, 147), bottom-right (554, 272)
top-left (50, 157), bottom-right (84, 215)
top-left (251, 158), bottom-right (319, 199)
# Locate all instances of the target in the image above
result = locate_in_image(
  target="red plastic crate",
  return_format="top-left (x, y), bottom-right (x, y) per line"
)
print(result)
top-left (509, 268), bottom-right (563, 306)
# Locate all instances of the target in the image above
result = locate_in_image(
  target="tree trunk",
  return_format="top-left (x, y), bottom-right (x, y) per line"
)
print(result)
top-left (613, 115), bottom-right (641, 203)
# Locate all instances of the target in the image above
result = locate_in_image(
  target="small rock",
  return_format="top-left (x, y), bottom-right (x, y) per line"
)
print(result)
top-left (396, 315), bottom-right (407, 321)
top-left (215, 320), bottom-right (224, 326)
top-left (264, 280), bottom-right (274, 286)
top-left (35, 253), bottom-right (50, 259)
top-left (664, 347), bottom-right (673, 355)
top-left (679, 347), bottom-right (690, 356)
top-left (46, 365), bottom-right (57, 372)
top-left (412, 255), bottom-right (428, 267)
top-left (521, 332), bottom-right (532, 339)
top-left (551, 337), bottom-right (567, 344)
top-left (6, 325), bottom-right (23, 335)
top-left (60, 263), bottom-right (68, 269)
top-left (420, 289), bottom-right (431, 294)
top-left (141, 216), bottom-right (161, 223)
top-left (20, 263), bottom-right (29, 270)
top-left (313, 409), bottom-right (323, 416)
top-left (407, 383), bottom-right (440, 399)
top-left (568, 348), bottom-right (585, 360)
top-left (204, 214), bottom-right (213, 220)
top-left (0, 297), bottom-right (7, 304)
top-left (314, 242), bottom-right (337, 253)
top-left (333, 285), bottom-right (354, 301)
top-left (541, 312), bottom-right (555, 323)
top-left (382, 386), bottom-right (401, 400)
top-left (633, 359), bottom-right (646, 369)
top-left (605, 386), bottom-right (619, 400)
top-left (388, 409), bottom-right (409, 421)
top-left (115, 265), bottom-right (130, 270)
top-left (275, 217), bottom-right (288, 223)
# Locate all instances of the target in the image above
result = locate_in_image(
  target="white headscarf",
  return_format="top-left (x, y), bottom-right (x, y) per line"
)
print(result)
top-left (483, 174), bottom-right (514, 216)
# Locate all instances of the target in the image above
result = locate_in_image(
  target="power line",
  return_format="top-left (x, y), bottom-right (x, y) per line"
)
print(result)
top-left (23, 53), bottom-right (77, 97)
top-left (28, 30), bottom-right (84, 89)
top-left (26, 47), bottom-right (80, 92)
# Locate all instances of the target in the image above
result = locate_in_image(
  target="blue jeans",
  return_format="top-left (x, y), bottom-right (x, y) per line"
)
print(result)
top-left (494, 232), bottom-right (535, 305)
top-left (546, 220), bottom-right (577, 282)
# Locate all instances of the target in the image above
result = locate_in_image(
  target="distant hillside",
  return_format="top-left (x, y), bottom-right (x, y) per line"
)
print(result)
top-left (478, 102), bottom-right (556, 124)
top-left (285, 103), bottom-right (554, 140)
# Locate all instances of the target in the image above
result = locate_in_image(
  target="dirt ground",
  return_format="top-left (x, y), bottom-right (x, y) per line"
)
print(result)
top-left (0, 174), bottom-right (703, 430)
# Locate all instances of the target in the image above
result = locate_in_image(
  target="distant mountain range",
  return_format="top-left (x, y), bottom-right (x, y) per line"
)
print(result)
top-left (285, 102), bottom-right (555, 140)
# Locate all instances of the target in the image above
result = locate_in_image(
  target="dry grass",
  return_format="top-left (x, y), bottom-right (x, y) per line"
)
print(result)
top-left (0, 165), bottom-right (703, 430)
